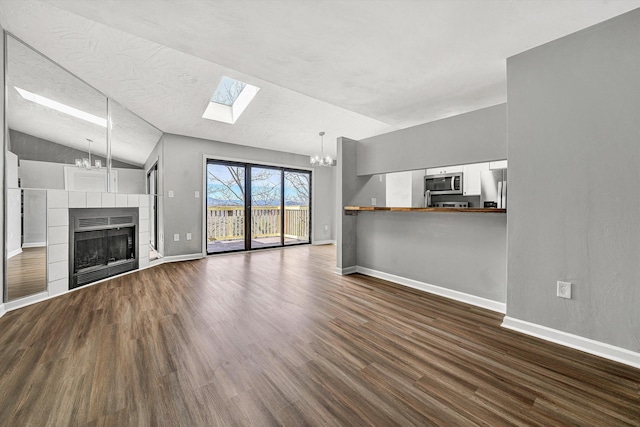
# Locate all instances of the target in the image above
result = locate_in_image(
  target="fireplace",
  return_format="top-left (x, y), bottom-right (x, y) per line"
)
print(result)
top-left (69, 208), bottom-right (139, 289)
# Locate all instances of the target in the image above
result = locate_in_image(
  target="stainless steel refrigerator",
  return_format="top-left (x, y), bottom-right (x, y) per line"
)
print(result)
top-left (480, 169), bottom-right (507, 209)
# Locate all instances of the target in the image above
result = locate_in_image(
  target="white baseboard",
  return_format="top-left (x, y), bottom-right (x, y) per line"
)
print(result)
top-left (7, 248), bottom-right (22, 259)
top-left (313, 240), bottom-right (336, 246)
top-left (4, 291), bottom-right (50, 312)
top-left (162, 253), bottom-right (204, 263)
top-left (335, 266), bottom-right (357, 275)
top-left (22, 242), bottom-right (46, 248)
top-left (0, 303), bottom-right (5, 319)
top-left (502, 316), bottom-right (640, 370)
top-left (356, 266), bottom-right (506, 314)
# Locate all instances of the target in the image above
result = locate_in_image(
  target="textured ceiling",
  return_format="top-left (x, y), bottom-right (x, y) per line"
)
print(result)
top-left (2, 0), bottom-right (640, 162)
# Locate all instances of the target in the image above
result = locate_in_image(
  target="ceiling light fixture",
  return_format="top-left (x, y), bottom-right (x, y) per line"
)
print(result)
top-left (75, 138), bottom-right (102, 170)
top-left (14, 87), bottom-right (107, 127)
top-left (310, 131), bottom-right (335, 167)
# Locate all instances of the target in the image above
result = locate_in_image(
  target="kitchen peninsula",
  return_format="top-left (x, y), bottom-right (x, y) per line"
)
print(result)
top-left (336, 105), bottom-right (508, 314)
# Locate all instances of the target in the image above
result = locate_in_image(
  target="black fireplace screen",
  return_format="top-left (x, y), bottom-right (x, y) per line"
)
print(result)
top-left (74, 227), bottom-right (135, 273)
top-left (75, 230), bottom-right (107, 271)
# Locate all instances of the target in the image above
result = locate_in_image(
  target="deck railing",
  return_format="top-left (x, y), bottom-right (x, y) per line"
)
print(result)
top-left (207, 206), bottom-right (309, 242)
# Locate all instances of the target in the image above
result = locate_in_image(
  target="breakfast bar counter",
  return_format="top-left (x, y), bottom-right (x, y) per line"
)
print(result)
top-left (344, 206), bottom-right (506, 214)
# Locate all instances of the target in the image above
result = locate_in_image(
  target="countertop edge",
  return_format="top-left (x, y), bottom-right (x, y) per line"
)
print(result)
top-left (344, 206), bottom-right (507, 213)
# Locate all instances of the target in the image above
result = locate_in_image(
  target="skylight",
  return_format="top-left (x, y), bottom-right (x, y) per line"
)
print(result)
top-left (202, 76), bottom-right (259, 124)
top-left (211, 76), bottom-right (246, 106)
top-left (14, 87), bottom-right (107, 127)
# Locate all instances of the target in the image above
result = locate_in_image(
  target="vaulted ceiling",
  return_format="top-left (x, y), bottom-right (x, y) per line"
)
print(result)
top-left (2, 0), bottom-right (639, 161)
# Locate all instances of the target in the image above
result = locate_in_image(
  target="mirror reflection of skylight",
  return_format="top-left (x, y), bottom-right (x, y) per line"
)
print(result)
top-left (203, 76), bottom-right (260, 124)
top-left (211, 77), bottom-right (246, 106)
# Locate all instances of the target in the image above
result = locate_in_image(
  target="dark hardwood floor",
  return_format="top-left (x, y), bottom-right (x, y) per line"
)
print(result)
top-left (0, 245), bottom-right (638, 426)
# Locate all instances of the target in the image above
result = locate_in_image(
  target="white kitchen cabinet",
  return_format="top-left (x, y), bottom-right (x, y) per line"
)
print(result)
top-left (462, 162), bottom-right (490, 196)
top-left (426, 165), bottom-right (464, 175)
top-left (489, 160), bottom-right (508, 170)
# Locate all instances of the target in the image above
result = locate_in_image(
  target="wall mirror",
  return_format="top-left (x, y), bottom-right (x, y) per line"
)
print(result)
top-left (6, 34), bottom-right (108, 192)
top-left (4, 33), bottom-right (163, 302)
top-left (110, 100), bottom-right (162, 194)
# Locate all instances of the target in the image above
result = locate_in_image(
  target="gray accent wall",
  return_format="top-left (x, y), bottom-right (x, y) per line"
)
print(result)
top-left (357, 212), bottom-right (507, 302)
top-left (161, 133), bottom-right (334, 257)
top-left (336, 137), bottom-right (388, 270)
top-left (507, 9), bottom-right (640, 351)
top-left (311, 165), bottom-right (336, 242)
top-left (9, 130), bottom-right (140, 169)
top-left (357, 104), bottom-right (507, 176)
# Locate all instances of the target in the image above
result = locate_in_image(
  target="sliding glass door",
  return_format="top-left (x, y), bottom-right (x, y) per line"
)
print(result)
top-left (206, 159), bottom-right (311, 254)
top-left (206, 161), bottom-right (246, 254)
top-left (250, 167), bottom-right (282, 249)
top-left (284, 171), bottom-right (310, 245)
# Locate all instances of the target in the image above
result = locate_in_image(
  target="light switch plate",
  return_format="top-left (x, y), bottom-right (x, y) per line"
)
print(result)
top-left (173, 234), bottom-right (180, 241)
top-left (186, 233), bottom-right (192, 240)
top-left (194, 191), bottom-right (199, 199)
top-left (168, 190), bottom-right (174, 198)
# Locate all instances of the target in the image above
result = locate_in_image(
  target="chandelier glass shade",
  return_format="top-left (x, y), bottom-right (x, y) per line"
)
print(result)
top-left (310, 131), bottom-right (335, 167)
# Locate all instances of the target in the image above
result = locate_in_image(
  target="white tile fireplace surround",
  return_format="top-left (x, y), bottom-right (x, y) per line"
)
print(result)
top-left (46, 190), bottom-right (150, 298)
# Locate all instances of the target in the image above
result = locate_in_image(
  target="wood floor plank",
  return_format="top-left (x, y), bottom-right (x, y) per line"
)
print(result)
top-left (0, 245), bottom-right (638, 426)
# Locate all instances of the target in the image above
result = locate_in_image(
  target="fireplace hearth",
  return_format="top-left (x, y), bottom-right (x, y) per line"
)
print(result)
top-left (69, 208), bottom-right (139, 289)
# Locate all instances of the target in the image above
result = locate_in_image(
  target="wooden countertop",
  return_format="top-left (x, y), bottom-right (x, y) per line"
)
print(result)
top-left (344, 206), bottom-right (506, 213)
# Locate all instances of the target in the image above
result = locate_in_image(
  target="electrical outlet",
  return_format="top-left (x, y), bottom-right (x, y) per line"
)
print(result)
top-left (168, 190), bottom-right (174, 198)
top-left (557, 281), bottom-right (572, 299)
top-left (324, 225), bottom-right (328, 231)
top-left (371, 197), bottom-right (377, 206)
top-left (173, 234), bottom-right (180, 242)
top-left (186, 233), bottom-right (192, 241)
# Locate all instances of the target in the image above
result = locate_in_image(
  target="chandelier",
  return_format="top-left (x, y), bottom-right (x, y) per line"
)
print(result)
top-left (75, 138), bottom-right (102, 170)
top-left (310, 131), bottom-right (335, 167)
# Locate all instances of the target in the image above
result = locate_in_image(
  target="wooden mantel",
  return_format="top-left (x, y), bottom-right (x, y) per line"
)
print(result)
top-left (344, 206), bottom-right (506, 214)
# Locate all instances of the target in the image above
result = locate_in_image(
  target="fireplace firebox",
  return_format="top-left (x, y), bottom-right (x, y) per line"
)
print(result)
top-left (69, 208), bottom-right (139, 289)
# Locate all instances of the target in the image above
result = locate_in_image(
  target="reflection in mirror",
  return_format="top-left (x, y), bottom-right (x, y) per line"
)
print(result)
top-left (110, 101), bottom-right (162, 194)
top-left (7, 189), bottom-right (47, 301)
top-left (6, 35), bottom-right (108, 191)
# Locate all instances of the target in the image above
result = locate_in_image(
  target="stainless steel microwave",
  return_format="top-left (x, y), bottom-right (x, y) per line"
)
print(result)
top-left (424, 172), bottom-right (463, 195)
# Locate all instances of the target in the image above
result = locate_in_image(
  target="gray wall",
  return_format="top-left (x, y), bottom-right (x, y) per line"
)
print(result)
top-left (162, 133), bottom-right (334, 257)
top-left (311, 165), bottom-right (336, 242)
top-left (357, 212), bottom-right (507, 302)
top-left (507, 9), bottom-right (640, 351)
top-left (357, 104), bottom-right (507, 176)
top-left (9, 130), bottom-right (140, 169)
